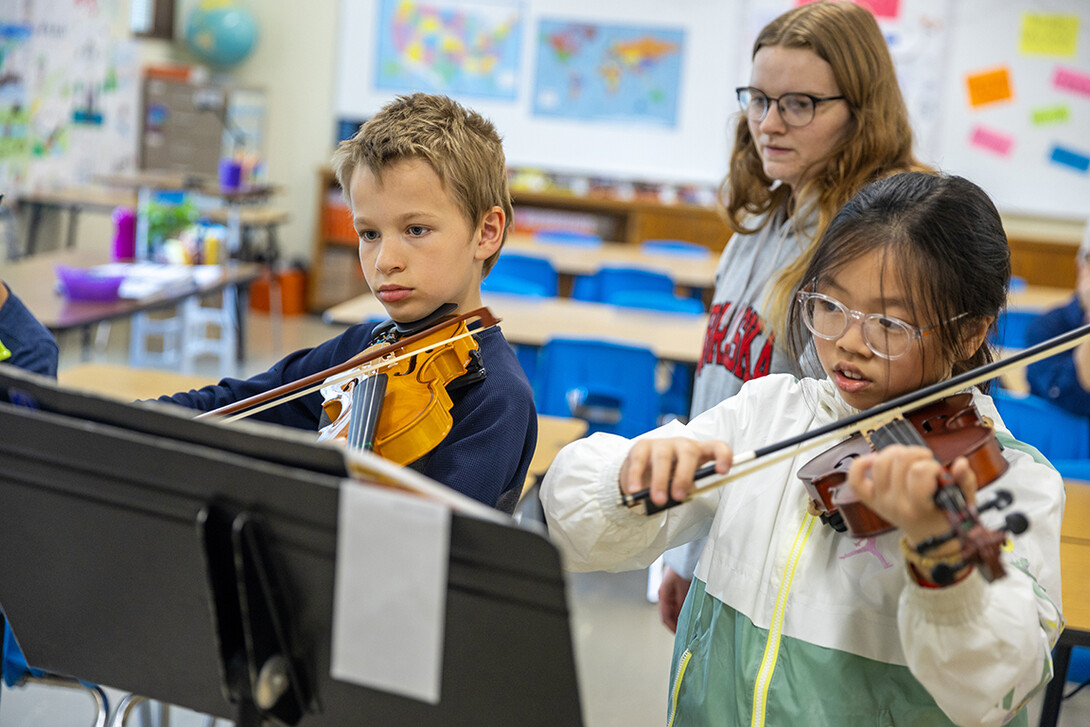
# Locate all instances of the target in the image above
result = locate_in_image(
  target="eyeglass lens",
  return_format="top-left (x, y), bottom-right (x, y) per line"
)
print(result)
top-left (741, 90), bottom-right (817, 126)
top-left (803, 297), bottom-right (914, 358)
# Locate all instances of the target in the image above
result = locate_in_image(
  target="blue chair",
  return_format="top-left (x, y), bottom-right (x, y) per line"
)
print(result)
top-left (601, 290), bottom-right (704, 423)
top-left (991, 308), bottom-right (1038, 350)
top-left (534, 338), bottom-right (660, 438)
top-left (485, 252), bottom-right (559, 297)
top-left (992, 390), bottom-right (1090, 461)
top-left (532, 229), bottom-right (603, 247)
top-left (640, 239), bottom-right (711, 259)
top-left (572, 266), bottom-right (676, 303)
top-left (605, 290), bottom-right (706, 315)
top-left (2, 619), bottom-right (108, 725)
top-left (481, 273), bottom-right (550, 297)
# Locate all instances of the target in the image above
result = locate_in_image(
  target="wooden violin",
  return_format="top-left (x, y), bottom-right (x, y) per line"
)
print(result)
top-left (620, 323), bottom-right (1090, 525)
top-left (196, 306), bottom-right (500, 468)
top-left (316, 315), bottom-right (483, 466)
top-left (797, 394), bottom-right (1027, 584)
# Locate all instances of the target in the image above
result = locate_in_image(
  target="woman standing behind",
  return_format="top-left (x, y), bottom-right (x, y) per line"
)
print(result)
top-left (659, 0), bottom-right (931, 630)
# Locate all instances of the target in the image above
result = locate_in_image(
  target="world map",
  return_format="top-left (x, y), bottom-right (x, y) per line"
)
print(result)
top-left (374, 0), bottom-right (522, 100)
top-left (533, 21), bottom-right (684, 127)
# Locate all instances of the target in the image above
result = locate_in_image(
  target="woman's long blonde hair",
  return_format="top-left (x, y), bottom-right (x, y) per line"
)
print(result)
top-left (721, 1), bottom-right (929, 332)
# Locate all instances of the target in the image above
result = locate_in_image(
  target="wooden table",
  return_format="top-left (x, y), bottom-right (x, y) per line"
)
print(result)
top-left (527, 415), bottom-right (588, 492)
top-left (57, 362), bottom-right (215, 400)
top-left (505, 233), bottom-right (718, 293)
top-left (2, 248), bottom-right (262, 360)
top-left (323, 292), bottom-right (709, 366)
top-left (1040, 480), bottom-right (1090, 727)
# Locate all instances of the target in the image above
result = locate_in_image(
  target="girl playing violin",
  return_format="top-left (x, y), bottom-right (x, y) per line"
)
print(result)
top-left (540, 172), bottom-right (1064, 727)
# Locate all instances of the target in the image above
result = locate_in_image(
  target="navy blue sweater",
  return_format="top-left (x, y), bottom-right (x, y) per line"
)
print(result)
top-left (1025, 296), bottom-right (1090, 416)
top-left (159, 323), bottom-right (537, 509)
top-left (0, 285), bottom-right (58, 378)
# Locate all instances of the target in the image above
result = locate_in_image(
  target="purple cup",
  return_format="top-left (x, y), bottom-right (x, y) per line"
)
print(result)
top-left (218, 158), bottom-right (243, 191)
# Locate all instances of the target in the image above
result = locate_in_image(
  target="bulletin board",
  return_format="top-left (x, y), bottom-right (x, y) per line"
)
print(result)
top-left (334, 0), bottom-right (1090, 219)
top-left (0, 0), bottom-right (139, 194)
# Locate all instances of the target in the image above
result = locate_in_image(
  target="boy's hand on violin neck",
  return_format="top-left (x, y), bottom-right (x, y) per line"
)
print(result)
top-left (846, 445), bottom-right (979, 547)
top-left (620, 438), bottom-right (733, 508)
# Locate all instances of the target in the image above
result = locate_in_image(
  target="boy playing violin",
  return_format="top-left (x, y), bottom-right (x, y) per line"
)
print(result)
top-left (160, 93), bottom-right (537, 511)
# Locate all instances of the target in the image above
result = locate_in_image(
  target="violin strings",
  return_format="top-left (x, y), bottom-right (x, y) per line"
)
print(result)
top-left (219, 326), bottom-right (481, 423)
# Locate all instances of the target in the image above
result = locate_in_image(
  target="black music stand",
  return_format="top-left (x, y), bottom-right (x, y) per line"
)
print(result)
top-left (0, 367), bottom-right (583, 726)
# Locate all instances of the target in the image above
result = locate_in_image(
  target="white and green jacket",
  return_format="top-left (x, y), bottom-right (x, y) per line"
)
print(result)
top-left (541, 374), bottom-right (1064, 727)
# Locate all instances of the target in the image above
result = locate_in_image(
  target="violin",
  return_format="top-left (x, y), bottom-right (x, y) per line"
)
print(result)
top-left (797, 394), bottom-right (1028, 584)
top-left (316, 315), bottom-right (483, 466)
top-left (196, 306), bottom-right (500, 470)
top-left (798, 394), bottom-right (1008, 535)
top-left (622, 322), bottom-right (1090, 518)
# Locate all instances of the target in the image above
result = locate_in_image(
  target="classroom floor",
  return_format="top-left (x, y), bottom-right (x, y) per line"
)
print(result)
top-left (1, 311), bottom-right (1086, 727)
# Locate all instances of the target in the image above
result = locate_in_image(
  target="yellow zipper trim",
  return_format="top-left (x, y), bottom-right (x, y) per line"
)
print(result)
top-left (750, 513), bottom-right (818, 727)
top-left (667, 648), bottom-right (693, 727)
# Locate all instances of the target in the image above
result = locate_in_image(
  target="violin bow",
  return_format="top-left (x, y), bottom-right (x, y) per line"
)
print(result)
top-left (622, 322), bottom-right (1090, 514)
top-left (194, 306), bottom-right (500, 422)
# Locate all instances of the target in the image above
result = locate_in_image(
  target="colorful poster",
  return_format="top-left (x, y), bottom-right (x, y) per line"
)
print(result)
top-left (532, 20), bottom-right (684, 127)
top-left (0, 2), bottom-right (137, 192)
top-left (374, 0), bottom-right (523, 100)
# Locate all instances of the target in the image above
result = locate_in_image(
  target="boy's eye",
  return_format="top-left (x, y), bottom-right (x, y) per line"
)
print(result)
top-left (407, 225), bottom-right (428, 236)
top-left (358, 230), bottom-right (379, 241)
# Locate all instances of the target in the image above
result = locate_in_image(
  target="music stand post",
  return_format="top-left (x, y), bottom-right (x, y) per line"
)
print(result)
top-left (0, 367), bottom-right (584, 726)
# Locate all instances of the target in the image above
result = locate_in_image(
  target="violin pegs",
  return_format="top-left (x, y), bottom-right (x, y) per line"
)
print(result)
top-left (1002, 512), bottom-right (1029, 536)
top-left (930, 561), bottom-right (965, 587)
top-left (977, 489), bottom-right (1014, 514)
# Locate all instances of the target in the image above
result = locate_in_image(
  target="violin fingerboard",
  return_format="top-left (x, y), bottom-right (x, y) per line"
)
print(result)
top-left (866, 418), bottom-right (926, 450)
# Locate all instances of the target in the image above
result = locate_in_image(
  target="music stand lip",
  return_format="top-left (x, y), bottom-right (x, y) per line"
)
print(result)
top-left (0, 366), bottom-right (584, 726)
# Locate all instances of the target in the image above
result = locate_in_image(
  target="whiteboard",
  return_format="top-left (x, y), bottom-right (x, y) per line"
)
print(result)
top-left (334, 0), bottom-right (1090, 218)
top-left (932, 0), bottom-right (1090, 219)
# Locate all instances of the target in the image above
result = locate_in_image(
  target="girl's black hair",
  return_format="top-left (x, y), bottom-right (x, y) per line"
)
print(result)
top-left (786, 171), bottom-right (1010, 391)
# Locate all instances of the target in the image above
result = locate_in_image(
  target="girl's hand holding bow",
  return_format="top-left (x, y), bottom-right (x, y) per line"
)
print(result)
top-left (620, 438), bottom-right (734, 509)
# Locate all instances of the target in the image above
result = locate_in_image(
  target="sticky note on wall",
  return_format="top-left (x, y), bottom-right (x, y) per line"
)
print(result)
top-left (966, 67), bottom-right (1013, 107)
top-left (1031, 104), bottom-right (1070, 126)
top-left (1053, 67), bottom-right (1090, 98)
top-left (793, 0), bottom-right (900, 19)
top-left (1019, 13), bottom-right (1079, 57)
top-left (970, 125), bottom-right (1014, 157)
top-left (1049, 145), bottom-right (1090, 174)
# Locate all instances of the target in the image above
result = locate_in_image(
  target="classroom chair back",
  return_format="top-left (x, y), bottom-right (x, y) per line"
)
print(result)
top-left (532, 229), bottom-right (603, 247)
top-left (991, 308), bottom-right (1038, 350)
top-left (534, 338), bottom-right (660, 438)
top-left (992, 390), bottom-right (1090, 464)
top-left (571, 265), bottom-right (675, 303)
top-left (484, 252), bottom-right (559, 297)
top-left (640, 238), bottom-right (712, 259)
top-left (2, 620), bottom-right (109, 725)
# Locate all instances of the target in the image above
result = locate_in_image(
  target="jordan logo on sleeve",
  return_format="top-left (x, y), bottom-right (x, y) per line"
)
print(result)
top-left (696, 302), bottom-right (775, 382)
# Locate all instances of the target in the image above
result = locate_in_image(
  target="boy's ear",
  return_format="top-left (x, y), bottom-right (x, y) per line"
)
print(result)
top-left (474, 206), bottom-right (505, 261)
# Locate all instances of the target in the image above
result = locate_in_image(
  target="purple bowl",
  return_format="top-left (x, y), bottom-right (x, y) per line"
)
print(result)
top-left (55, 265), bottom-right (125, 302)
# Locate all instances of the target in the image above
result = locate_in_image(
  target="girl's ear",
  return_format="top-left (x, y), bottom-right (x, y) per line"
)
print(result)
top-left (958, 316), bottom-right (994, 361)
top-left (474, 206), bottom-right (505, 261)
